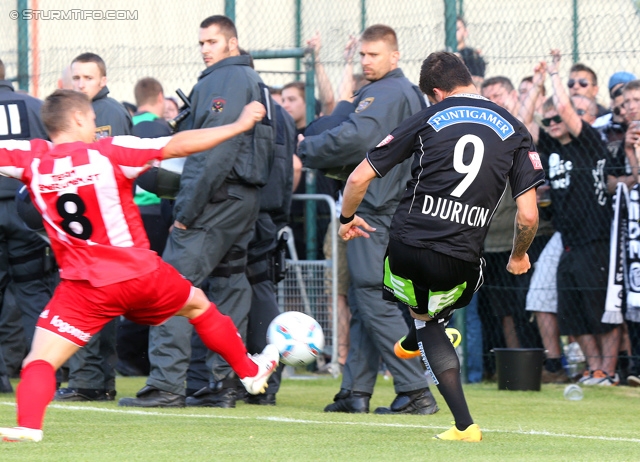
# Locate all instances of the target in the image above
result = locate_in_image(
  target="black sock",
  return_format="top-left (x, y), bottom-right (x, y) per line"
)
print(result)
top-left (544, 357), bottom-right (563, 373)
top-left (400, 323), bottom-right (418, 351)
top-left (436, 369), bottom-right (474, 431)
top-left (617, 352), bottom-right (629, 374)
top-left (416, 321), bottom-right (473, 431)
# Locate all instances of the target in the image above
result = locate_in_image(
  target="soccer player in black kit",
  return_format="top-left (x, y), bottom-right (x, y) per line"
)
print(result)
top-left (338, 52), bottom-right (544, 442)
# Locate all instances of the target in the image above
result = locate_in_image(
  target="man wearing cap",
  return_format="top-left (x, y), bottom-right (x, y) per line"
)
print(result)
top-left (595, 71), bottom-right (636, 156)
top-left (602, 73), bottom-right (638, 193)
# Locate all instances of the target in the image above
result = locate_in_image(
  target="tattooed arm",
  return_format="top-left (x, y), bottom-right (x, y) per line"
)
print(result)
top-left (507, 188), bottom-right (539, 275)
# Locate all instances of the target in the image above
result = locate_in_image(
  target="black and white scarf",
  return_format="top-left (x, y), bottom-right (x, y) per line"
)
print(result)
top-left (605, 182), bottom-right (640, 324)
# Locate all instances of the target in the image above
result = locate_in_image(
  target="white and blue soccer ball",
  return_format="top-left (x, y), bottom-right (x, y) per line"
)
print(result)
top-left (267, 311), bottom-right (325, 367)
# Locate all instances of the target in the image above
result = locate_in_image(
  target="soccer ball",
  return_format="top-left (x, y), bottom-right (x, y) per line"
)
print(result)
top-left (267, 311), bottom-right (325, 367)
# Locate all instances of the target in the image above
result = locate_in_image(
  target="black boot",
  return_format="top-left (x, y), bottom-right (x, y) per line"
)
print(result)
top-left (0, 375), bottom-right (12, 393)
top-left (55, 387), bottom-right (115, 402)
top-left (323, 388), bottom-right (370, 413)
top-left (374, 388), bottom-right (439, 415)
top-left (246, 393), bottom-right (276, 405)
top-left (118, 385), bottom-right (185, 408)
top-left (185, 379), bottom-right (237, 408)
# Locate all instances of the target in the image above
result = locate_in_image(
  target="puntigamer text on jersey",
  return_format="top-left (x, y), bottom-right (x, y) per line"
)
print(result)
top-left (428, 106), bottom-right (515, 140)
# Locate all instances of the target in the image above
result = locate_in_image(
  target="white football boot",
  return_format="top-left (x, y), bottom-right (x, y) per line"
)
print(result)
top-left (240, 344), bottom-right (280, 395)
top-left (0, 426), bottom-right (43, 442)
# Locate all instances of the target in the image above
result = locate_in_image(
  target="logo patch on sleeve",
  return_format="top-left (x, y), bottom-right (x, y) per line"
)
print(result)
top-left (376, 134), bottom-right (394, 147)
top-left (355, 97), bottom-right (374, 113)
top-left (528, 151), bottom-right (543, 170)
top-left (211, 98), bottom-right (225, 113)
top-left (95, 125), bottom-right (112, 140)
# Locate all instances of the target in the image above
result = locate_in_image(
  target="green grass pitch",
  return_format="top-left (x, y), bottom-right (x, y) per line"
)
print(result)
top-left (1, 375), bottom-right (638, 461)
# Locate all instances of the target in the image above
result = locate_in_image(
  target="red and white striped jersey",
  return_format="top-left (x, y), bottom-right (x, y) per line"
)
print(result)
top-left (0, 136), bottom-right (170, 286)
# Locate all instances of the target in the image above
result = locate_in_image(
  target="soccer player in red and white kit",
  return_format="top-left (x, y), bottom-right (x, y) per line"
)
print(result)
top-left (0, 89), bottom-right (279, 442)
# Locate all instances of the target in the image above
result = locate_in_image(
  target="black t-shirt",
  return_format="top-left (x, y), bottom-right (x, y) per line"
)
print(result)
top-left (367, 94), bottom-right (544, 263)
top-left (537, 122), bottom-right (611, 247)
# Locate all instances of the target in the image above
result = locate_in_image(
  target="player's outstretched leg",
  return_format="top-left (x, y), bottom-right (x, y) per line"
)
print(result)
top-left (415, 320), bottom-right (481, 442)
top-left (394, 323), bottom-right (461, 360)
top-left (1, 329), bottom-right (80, 443)
top-left (180, 289), bottom-right (278, 395)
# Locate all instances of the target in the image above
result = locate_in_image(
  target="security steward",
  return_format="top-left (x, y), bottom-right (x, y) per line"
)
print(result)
top-left (297, 25), bottom-right (438, 415)
top-left (119, 15), bottom-right (275, 408)
top-left (0, 59), bottom-right (57, 393)
top-left (186, 99), bottom-right (296, 407)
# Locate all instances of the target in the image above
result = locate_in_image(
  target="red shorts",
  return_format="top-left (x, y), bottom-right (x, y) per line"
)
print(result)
top-left (36, 257), bottom-right (193, 346)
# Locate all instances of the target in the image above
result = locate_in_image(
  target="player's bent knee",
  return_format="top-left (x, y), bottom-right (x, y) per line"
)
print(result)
top-left (418, 323), bottom-right (460, 375)
top-left (175, 287), bottom-right (210, 319)
top-left (429, 351), bottom-right (460, 376)
top-left (23, 329), bottom-right (81, 370)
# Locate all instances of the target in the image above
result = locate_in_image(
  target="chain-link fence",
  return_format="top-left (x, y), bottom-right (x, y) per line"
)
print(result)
top-left (3, 1), bottom-right (638, 102)
top-left (2, 0), bottom-right (640, 383)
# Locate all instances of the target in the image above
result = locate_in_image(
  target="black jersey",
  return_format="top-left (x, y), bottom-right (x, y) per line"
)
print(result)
top-left (367, 94), bottom-right (544, 263)
top-left (537, 122), bottom-right (611, 248)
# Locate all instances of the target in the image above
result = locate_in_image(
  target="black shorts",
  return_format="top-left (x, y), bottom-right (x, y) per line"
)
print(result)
top-left (557, 240), bottom-right (616, 336)
top-left (384, 239), bottom-right (483, 319)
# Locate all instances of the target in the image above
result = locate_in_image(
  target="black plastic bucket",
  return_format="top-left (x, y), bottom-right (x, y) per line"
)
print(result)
top-left (493, 348), bottom-right (545, 391)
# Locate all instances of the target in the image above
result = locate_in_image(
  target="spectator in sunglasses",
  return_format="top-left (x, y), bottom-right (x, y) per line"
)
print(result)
top-left (535, 51), bottom-right (619, 386)
top-left (516, 62), bottom-right (567, 384)
top-left (609, 87), bottom-right (629, 127)
top-left (568, 63), bottom-right (609, 118)
top-left (602, 71), bottom-right (635, 127)
top-left (608, 72), bottom-right (636, 120)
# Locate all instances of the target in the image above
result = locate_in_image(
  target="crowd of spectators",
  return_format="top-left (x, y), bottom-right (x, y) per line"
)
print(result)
top-left (446, 31), bottom-right (640, 386)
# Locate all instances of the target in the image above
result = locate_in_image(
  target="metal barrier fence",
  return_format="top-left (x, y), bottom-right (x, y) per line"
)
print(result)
top-left (278, 194), bottom-right (339, 376)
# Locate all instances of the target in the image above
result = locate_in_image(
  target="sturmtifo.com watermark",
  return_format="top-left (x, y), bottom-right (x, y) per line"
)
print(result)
top-left (9, 9), bottom-right (138, 20)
